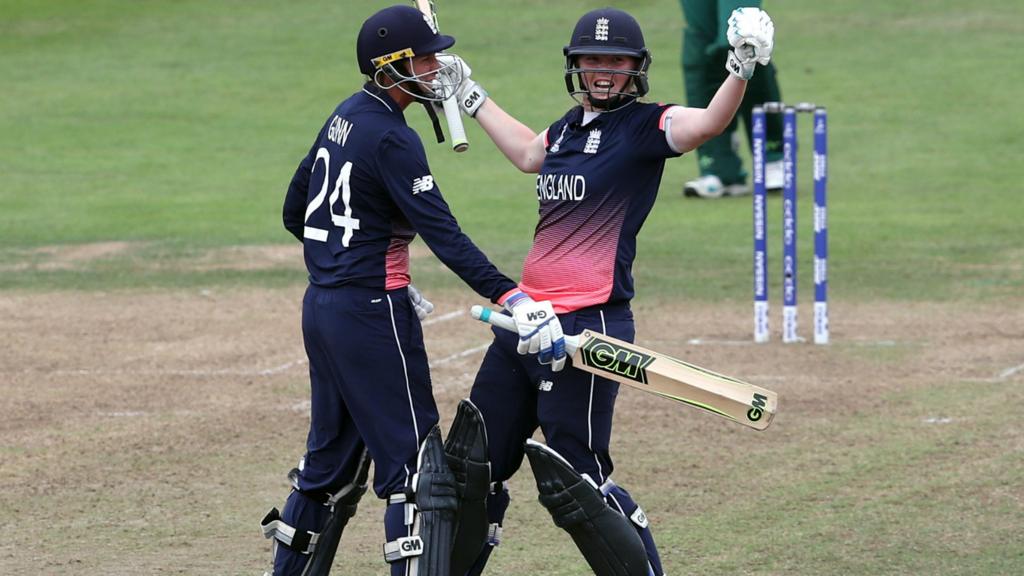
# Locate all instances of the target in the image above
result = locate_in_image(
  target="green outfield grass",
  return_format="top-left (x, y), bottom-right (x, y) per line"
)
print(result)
top-left (2, 0), bottom-right (1021, 299)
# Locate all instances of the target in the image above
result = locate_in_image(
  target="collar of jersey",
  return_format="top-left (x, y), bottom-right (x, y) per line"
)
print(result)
top-left (361, 82), bottom-right (401, 114)
top-left (568, 106), bottom-right (605, 129)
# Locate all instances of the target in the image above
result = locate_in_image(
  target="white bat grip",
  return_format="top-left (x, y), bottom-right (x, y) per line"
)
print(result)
top-left (469, 306), bottom-right (579, 355)
top-left (442, 96), bottom-right (468, 152)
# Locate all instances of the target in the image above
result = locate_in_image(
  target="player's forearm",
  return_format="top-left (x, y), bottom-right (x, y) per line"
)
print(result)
top-left (475, 100), bottom-right (544, 173)
top-left (699, 75), bottom-right (747, 141)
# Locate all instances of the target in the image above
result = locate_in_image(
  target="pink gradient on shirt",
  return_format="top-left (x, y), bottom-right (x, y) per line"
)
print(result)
top-left (385, 236), bottom-right (411, 290)
top-left (520, 195), bottom-right (628, 313)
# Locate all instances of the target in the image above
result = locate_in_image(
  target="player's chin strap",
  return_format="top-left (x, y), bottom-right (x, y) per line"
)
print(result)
top-left (587, 92), bottom-right (638, 112)
top-left (422, 101), bottom-right (446, 144)
top-left (525, 439), bottom-right (651, 576)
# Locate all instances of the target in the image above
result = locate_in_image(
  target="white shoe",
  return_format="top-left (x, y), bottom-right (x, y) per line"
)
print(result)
top-left (683, 175), bottom-right (751, 199)
top-left (764, 160), bottom-right (784, 191)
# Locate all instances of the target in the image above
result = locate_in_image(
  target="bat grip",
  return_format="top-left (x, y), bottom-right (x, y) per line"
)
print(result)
top-left (442, 96), bottom-right (468, 152)
top-left (469, 306), bottom-right (579, 356)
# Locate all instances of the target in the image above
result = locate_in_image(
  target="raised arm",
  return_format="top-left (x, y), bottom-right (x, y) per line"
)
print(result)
top-left (669, 7), bottom-right (775, 154)
top-left (474, 100), bottom-right (547, 173)
top-left (436, 54), bottom-right (546, 173)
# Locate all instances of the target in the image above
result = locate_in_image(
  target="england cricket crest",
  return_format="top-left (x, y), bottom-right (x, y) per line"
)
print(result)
top-left (579, 331), bottom-right (656, 384)
top-left (583, 129), bottom-right (601, 154)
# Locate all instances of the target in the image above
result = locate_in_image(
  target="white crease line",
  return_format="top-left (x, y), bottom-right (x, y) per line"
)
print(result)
top-left (422, 310), bottom-right (464, 326)
top-left (258, 358), bottom-right (307, 375)
top-left (39, 362), bottom-right (307, 377)
top-left (685, 338), bottom-right (753, 346)
top-left (430, 344), bottom-right (490, 367)
top-left (998, 362), bottom-right (1024, 380)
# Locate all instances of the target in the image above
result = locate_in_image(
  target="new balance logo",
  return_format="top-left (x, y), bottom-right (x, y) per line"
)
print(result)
top-left (595, 18), bottom-right (609, 41)
top-left (412, 175), bottom-right (434, 194)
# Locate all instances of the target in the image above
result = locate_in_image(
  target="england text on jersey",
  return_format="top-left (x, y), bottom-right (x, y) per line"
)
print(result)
top-left (536, 174), bottom-right (587, 202)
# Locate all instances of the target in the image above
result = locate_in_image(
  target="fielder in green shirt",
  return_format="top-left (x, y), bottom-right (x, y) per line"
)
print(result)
top-left (680, 0), bottom-right (785, 198)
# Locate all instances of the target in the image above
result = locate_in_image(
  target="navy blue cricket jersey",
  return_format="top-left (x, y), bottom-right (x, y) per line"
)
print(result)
top-left (521, 102), bottom-right (683, 313)
top-left (283, 84), bottom-right (517, 302)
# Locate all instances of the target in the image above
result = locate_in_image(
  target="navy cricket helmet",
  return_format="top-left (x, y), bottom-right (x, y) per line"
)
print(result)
top-left (564, 8), bottom-right (651, 109)
top-left (356, 5), bottom-right (457, 100)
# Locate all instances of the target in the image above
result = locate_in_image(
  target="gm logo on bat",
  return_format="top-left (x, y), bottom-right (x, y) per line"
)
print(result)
top-left (747, 393), bottom-right (769, 422)
top-left (579, 336), bottom-right (656, 384)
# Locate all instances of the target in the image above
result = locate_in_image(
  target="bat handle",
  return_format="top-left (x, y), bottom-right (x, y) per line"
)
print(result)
top-left (470, 306), bottom-right (579, 356)
top-left (442, 96), bottom-right (468, 152)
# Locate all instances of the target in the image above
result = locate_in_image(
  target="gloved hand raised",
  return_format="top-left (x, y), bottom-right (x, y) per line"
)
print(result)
top-left (725, 7), bottom-right (775, 80)
top-left (434, 53), bottom-right (489, 117)
top-left (503, 291), bottom-right (566, 372)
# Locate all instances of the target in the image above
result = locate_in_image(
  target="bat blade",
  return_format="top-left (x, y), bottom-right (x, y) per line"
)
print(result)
top-left (574, 329), bottom-right (777, 430)
top-left (470, 306), bottom-right (777, 430)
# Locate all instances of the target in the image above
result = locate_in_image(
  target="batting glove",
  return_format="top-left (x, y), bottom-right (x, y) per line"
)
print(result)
top-left (435, 53), bottom-right (488, 117)
top-left (408, 284), bottom-right (434, 321)
top-left (503, 291), bottom-right (566, 372)
top-left (725, 8), bottom-right (775, 80)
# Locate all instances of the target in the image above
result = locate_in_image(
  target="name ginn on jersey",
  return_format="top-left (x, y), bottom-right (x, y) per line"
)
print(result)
top-left (327, 115), bottom-right (353, 147)
top-left (536, 174), bottom-right (586, 201)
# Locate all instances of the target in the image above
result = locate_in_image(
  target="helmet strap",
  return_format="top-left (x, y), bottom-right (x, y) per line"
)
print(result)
top-left (421, 100), bottom-right (446, 144)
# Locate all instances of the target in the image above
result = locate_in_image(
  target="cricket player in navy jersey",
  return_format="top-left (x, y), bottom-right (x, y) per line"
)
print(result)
top-left (435, 7), bottom-right (776, 576)
top-left (260, 6), bottom-right (566, 576)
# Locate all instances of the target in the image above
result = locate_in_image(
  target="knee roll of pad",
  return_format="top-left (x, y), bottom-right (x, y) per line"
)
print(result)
top-left (524, 439), bottom-right (650, 576)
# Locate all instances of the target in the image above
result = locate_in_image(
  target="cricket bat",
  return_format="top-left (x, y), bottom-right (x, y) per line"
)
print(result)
top-left (471, 306), bottom-right (778, 431)
top-left (415, 0), bottom-right (469, 152)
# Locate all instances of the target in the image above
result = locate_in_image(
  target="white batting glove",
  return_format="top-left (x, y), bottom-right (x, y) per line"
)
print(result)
top-left (725, 7), bottom-right (775, 80)
top-left (503, 291), bottom-right (566, 372)
top-left (435, 53), bottom-right (488, 117)
top-left (408, 284), bottom-right (434, 321)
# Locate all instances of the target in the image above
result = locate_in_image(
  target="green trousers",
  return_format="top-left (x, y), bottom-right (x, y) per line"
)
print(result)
top-left (680, 0), bottom-right (783, 185)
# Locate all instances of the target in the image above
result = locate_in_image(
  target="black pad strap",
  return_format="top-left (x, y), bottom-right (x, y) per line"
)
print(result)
top-left (304, 449), bottom-right (371, 576)
top-left (260, 507), bottom-right (318, 554)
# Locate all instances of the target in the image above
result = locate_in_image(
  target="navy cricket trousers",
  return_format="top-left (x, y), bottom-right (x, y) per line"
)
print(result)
top-left (297, 284), bottom-right (438, 498)
top-left (469, 302), bottom-right (634, 485)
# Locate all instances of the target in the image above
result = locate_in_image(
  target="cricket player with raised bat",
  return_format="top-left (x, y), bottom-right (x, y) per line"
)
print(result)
top-left (437, 6), bottom-right (776, 576)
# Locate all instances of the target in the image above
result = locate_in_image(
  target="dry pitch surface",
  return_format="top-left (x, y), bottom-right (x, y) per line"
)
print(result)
top-left (2, 282), bottom-right (1022, 574)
